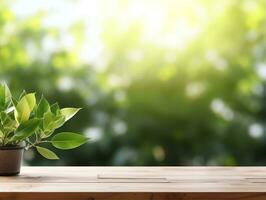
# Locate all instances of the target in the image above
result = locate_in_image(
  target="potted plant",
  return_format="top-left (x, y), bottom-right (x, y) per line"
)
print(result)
top-left (0, 83), bottom-right (88, 175)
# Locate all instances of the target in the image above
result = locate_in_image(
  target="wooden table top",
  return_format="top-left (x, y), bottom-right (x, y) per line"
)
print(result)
top-left (1, 167), bottom-right (266, 193)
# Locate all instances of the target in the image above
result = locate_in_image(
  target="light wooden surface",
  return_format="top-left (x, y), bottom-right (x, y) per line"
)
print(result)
top-left (1, 167), bottom-right (266, 199)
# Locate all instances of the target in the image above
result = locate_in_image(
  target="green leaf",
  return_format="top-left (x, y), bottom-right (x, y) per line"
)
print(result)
top-left (15, 93), bottom-right (36, 123)
top-left (61, 108), bottom-right (81, 122)
top-left (11, 97), bottom-right (18, 106)
top-left (19, 90), bottom-right (26, 100)
top-left (0, 112), bottom-right (18, 135)
top-left (4, 84), bottom-right (12, 105)
top-left (51, 132), bottom-right (88, 150)
top-left (43, 112), bottom-right (64, 130)
top-left (11, 118), bottom-right (40, 142)
top-left (0, 130), bottom-right (3, 138)
top-left (51, 103), bottom-right (60, 115)
top-left (0, 84), bottom-right (5, 110)
top-left (36, 146), bottom-right (59, 160)
top-left (41, 110), bottom-right (66, 138)
top-left (43, 112), bottom-right (54, 129)
top-left (36, 96), bottom-right (50, 118)
top-left (0, 83), bottom-right (12, 111)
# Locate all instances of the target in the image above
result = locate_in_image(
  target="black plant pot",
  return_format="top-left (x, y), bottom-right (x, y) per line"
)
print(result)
top-left (0, 144), bottom-right (24, 176)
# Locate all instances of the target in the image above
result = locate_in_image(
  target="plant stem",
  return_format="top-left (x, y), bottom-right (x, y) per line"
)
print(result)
top-left (2, 132), bottom-right (7, 146)
top-left (25, 140), bottom-right (51, 150)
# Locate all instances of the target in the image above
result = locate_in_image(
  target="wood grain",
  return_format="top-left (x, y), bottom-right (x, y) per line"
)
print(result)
top-left (1, 167), bottom-right (266, 199)
top-left (1, 193), bottom-right (266, 200)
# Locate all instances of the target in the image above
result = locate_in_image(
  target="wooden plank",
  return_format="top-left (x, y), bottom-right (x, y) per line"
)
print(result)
top-left (1, 193), bottom-right (266, 200)
top-left (1, 167), bottom-right (266, 199)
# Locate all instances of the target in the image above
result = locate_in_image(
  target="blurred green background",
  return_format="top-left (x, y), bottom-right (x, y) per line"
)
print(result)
top-left (1, 0), bottom-right (266, 166)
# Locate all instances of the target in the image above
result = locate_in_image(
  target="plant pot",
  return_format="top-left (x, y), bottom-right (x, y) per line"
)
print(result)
top-left (0, 144), bottom-right (24, 176)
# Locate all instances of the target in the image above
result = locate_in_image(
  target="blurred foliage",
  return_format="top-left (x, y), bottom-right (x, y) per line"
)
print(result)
top-left (1, 0), bottom-right (266, 165)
